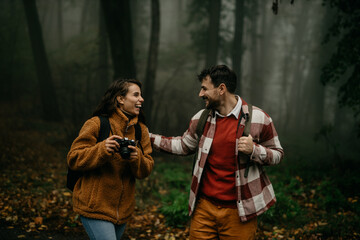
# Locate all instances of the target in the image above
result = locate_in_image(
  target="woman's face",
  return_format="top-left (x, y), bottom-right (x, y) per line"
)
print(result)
top-left (117, 83), bottom-right (144, 116)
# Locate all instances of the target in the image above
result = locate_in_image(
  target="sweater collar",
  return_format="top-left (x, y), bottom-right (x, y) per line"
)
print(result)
top-left (113, 108), bottom-right (139, 126)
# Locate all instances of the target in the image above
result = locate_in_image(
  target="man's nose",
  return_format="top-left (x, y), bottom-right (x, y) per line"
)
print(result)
top-left (199, 89), bottom-right (204, 97)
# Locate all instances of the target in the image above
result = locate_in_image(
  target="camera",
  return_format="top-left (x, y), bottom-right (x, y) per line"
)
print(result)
top-left (115, 138), bottom-right (136, 159)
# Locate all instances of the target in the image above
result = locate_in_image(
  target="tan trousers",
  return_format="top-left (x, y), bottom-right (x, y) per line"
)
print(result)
top-left (190, 198), bottom-right (257, 240)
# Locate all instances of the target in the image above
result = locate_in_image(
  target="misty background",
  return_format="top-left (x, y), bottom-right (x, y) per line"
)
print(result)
top-left (1, 0), bottom-right (360, 238)
top-left (0, 0), bottom-right (359, 158)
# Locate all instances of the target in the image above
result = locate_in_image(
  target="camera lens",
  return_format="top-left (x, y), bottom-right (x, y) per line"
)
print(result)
top-left (120, 147), bottom-right (131, 159)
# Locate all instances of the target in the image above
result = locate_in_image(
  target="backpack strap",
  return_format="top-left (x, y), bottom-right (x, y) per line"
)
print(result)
top-left (243, 104), bottom-right (253, 178)
top-left (134, 123), bottom-right (143, 154)
top-left (243, 104), bottom-right (252, 137)
top-left (192, 109), bottom-right (211, 174)
top-left (98, 115), bottom-right (111, 142)
top-left (195, 109), bottom-right (211, 139)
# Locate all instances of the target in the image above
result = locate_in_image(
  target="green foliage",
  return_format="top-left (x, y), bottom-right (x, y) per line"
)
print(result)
top-left (316, 179), bottom-right (347, 211)
top-left (260, 178), bottom-right (307, 228)
top-left (160, 188), bottom-right (189, 228)
top-left (153, 158), bottom-right (192, 227)
top-left (310, 210), bottom-right (360, 238)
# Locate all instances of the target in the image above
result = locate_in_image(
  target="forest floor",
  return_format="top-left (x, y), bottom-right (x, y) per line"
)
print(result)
top-left (0, 110), bottom-right (359, 239)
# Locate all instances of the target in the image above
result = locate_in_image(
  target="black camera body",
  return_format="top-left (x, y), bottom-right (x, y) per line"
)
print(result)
top-left (116, 138), bottom-right (136, 159)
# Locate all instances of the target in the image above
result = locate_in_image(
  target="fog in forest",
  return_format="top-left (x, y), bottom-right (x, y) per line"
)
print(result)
top-left (1, 0), bottom-right (359, 159)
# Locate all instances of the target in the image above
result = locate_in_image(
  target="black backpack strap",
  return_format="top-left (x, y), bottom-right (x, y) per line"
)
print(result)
top-left (134, 123), bottom-right (143, 154)
top-left (192, 109), bottom-right (211, 175)
top-left (243, 104), bottom-right (253, 178)
top-left (98, 115), bottom-right (111, 142)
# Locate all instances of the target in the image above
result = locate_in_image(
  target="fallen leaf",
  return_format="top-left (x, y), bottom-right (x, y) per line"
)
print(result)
top-left (35, 216), bottom-right (43, 225)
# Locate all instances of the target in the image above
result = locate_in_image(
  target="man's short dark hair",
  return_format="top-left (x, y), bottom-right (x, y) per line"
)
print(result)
top-left (197, 65), bottom-right (237, 93)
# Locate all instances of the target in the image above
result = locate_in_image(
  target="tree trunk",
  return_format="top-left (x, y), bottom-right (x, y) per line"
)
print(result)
top-left (286, 4), bottom-right (310, 134)
top-left (97, 4), bottom-right (109, 99)
top-left (80, 0), bottom-right (90, 33)
top-left (101, 0), bottom-right (136, 79)
top-left (22, 0), bottom-right (62, 121)
top-left (248, 0), bottom-right (263, 107)
top-left (143, 0), bottom-right (160, 128)
top-left (0, 0), bottom-right (18, 102)
top-left (205, 0), bottom-right (221, 67)
top-left (301, 5), bottom-right (335, 134)
top-left (57, 0), bottom-right (63, 48)
top-left (232, 0), bottom-right (245, 95)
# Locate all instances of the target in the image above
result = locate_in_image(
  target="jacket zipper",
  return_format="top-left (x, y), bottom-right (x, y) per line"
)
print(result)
top-left (116, 121), bottom-right (133, 223)
top-left (116, 175), bottom-right (124, 223)
top-left (125, 122), bottom-right (134, 134)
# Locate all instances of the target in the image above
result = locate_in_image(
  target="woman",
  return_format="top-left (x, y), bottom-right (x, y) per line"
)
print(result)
top-left (67, 79), bottom-right (154, 240)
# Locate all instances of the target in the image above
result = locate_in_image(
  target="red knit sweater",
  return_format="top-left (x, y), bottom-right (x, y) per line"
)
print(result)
top-left (199, 115), bottom-right (239, 207)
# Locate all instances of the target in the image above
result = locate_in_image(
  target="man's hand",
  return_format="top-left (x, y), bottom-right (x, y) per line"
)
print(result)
top-left (238, 134), bottom-right (254, 155)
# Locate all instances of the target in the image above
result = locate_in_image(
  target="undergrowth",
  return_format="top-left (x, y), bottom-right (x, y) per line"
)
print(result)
top-left (140, 148), bottom-right (360, 239)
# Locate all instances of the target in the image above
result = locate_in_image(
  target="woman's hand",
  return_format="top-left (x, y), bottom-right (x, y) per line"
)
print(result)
top-left (105, 135), bottom-right (122, 153)
top-left (128, 145), bottom-right (139, 160)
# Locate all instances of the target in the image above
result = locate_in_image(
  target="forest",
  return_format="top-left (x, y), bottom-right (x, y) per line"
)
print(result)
top-left (0, 0), bottom-right (359, 239)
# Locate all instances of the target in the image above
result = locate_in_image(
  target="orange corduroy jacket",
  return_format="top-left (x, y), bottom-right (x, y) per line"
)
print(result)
top-left (67, 109), bottom-right (153, 225)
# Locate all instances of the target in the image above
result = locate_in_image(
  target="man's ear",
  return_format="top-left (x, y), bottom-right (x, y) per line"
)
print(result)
top-left (218, 83), bottom-right (227, 95)
top-left (116, 96), bottom-right (124, 105)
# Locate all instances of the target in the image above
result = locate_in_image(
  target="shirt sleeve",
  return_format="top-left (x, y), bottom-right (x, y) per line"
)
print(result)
top-left (249, 108), bottom-right (284, 165)
top-left (149, 110), bottom-right (205, 155)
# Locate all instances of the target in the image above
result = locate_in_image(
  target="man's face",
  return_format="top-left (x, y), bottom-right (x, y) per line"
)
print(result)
top-left (199, 76), bottom-right (220, 110)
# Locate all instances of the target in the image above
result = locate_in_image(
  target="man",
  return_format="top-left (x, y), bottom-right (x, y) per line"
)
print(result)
top-left (150, 65), bottom-right (283, 239)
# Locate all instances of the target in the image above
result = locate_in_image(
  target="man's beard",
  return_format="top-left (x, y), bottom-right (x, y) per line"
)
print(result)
top-left (204, 98), bottom-right (220, 110)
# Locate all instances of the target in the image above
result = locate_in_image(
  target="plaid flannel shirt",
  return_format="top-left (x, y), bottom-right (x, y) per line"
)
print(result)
top-left (150, 99), bottom-right (284, 222)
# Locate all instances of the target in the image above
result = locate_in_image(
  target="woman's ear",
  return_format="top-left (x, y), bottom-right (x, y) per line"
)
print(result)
top-left (116, 96), bottom-right (124, 105)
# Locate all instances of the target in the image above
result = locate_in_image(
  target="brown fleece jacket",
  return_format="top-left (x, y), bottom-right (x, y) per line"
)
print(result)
top-left (67, 109), bottom-right (154, 225)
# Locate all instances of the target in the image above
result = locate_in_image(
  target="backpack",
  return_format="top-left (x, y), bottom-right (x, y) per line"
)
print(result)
top-left (192, 104), bottom-right (253, 178)
top-left (66, 115), bottom-right (142, 191)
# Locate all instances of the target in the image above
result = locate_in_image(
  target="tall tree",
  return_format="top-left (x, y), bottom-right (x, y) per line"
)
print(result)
top-left (286, 4), bottom-right (310, 134)
top-left (0, 0), bottom-right (18, 102)
top-left (232, 0), bottom-right (245, 95)
top-left (249, 0), bottom-right (264, 107)
top-left (22, 0), bottom-right (62, 121)
top-left (80, 0), bottom-right (90, 33)
top-left (56, 0), bottom-right (63, 48)
top-left (143, 0), bottom-right (160, 127)
top-left (97, 3), bottom-right (109, 99)
top-left (205, 0), bottom-right (221, 67)
top-left (101, 0), bottom-right (136, 79)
